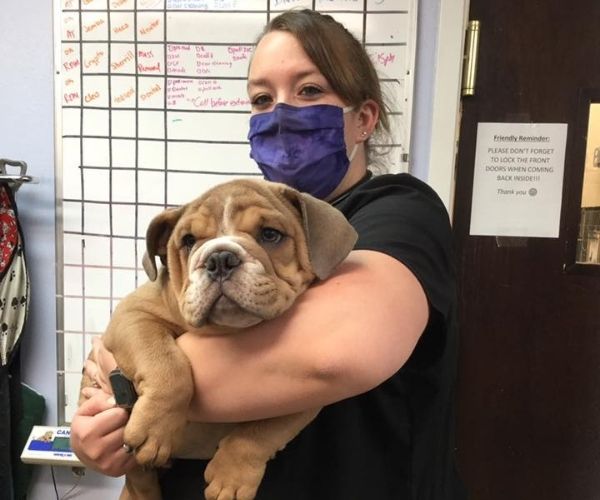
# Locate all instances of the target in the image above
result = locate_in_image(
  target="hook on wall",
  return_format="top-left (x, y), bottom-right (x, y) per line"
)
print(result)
top-left (0, 159), bottom-right (36, 191)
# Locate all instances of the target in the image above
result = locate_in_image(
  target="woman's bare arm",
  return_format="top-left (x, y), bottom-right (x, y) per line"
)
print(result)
top-left (178, 249), bottom-right (428, 422)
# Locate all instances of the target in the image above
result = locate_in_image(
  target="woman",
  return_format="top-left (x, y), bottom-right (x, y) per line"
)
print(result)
top-left (71, 10), bottom-right (466, 500)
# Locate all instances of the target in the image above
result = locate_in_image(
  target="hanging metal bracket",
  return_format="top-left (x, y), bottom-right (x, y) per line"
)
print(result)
top-left (0, 159), bottom-right (36, 191)
top-left (461, 20), bottom-right (481, 97)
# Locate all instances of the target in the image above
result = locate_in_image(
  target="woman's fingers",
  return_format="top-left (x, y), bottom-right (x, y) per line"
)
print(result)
top-left (81, 386), bottom-right (104, 400)
top-left (71, 392), bottom-right (136, 476)
top-left (84, 337), bottom-right (117, 393)
top-left (91, 336), bottom-right (118, 388)
top-left (76, 339), bottom-right (139, 476)
top-left (100, 426), bottom-right (138, 474)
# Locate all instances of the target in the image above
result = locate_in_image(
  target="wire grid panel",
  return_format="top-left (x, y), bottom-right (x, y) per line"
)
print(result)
top-left (55, 0), bottom-right (417, 423)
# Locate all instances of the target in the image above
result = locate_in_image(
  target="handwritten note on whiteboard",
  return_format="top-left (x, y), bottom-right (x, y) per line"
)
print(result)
top-left (56, 0), bottom-right (417, 422)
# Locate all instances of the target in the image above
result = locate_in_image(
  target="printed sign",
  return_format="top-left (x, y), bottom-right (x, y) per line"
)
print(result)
top-left (469, 122), bottom-right (568, 238)
top-left (21, 426), bottom-right (83, 467)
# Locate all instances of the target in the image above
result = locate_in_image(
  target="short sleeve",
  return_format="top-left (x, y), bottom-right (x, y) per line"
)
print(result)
top-left (335, 174), bottom-right (456, 319)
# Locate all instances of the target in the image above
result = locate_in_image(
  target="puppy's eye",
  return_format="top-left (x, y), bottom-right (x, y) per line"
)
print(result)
top-left (181, 234), bottom-right (196, 249)
top-left (259, 227), bottom-right (284, 245)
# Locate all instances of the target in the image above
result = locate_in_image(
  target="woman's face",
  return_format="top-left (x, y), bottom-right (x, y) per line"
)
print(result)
top-left (247, 30), bottom-right (347, 112)
top-left (247, 30), bottom-right (368, 198)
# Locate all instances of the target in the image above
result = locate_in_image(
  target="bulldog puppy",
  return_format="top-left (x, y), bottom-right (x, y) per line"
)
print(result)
top-left (79, 178), bottom-right (357, 500)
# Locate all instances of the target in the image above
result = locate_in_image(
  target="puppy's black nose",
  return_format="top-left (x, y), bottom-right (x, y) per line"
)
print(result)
top-left (205, 250), bottom-right (241, 281)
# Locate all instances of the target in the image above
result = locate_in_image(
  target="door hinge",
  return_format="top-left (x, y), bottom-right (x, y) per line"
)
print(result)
top-left (461, 20), bottom-right (481, 97)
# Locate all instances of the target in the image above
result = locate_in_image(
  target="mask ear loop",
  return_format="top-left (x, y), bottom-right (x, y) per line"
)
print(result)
top-left (342, 106), bottom-right (361, 163)
top-left (347, 143), bottom-right (359, 162)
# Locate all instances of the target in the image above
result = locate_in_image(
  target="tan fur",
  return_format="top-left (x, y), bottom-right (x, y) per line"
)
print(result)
top-left (79, 179), bottom-right (357, 500)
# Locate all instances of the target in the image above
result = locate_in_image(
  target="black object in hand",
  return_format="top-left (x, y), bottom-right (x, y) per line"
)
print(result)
top-left (109, 369), bottom-right (138, 410)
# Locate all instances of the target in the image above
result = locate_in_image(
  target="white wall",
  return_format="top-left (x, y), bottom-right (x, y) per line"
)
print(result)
top-left (1, 1), bottom-right (125, 497)
top-left (1, 1), bottom-right (441, 497)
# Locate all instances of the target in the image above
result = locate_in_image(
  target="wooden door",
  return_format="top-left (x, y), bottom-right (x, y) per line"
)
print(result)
top-left (453, 2), bottom-right (600, 499)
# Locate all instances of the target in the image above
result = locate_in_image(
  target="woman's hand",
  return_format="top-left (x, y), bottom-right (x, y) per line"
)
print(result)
top-left (70, 388), bottom-right (137, 477)
top-left (83, 336), bottom-right (118, 394)
top-left (72, 337), bottom-right (133, 476)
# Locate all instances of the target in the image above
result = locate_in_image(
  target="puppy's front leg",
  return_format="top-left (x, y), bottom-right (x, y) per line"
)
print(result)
top-left (119, 467), bottom-right (161, 500)
top-left (204, 409), bottom-right (320, 500)
top-left (104, 314), bottom-right (193, 468)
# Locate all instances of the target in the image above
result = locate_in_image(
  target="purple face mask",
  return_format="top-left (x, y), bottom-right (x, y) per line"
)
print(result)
top-left (247, 103), bottom-right (355, 200)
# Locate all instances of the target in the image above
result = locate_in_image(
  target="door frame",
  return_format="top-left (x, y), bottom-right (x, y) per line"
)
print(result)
top-left (427, 0), bottom-right (470, 217)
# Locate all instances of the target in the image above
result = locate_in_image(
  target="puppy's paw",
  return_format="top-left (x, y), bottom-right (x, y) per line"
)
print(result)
top-left (124, 401), bottom-right (187, 467)
top-left (204, 447), bottom-right (266, 500)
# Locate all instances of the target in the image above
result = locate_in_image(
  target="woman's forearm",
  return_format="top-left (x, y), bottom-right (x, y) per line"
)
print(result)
top-left (177, 250), bottom-right (428, 423)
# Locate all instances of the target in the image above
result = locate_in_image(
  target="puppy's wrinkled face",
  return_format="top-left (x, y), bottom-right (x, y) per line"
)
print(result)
top-left (166, 181), bottom-right (315, 329)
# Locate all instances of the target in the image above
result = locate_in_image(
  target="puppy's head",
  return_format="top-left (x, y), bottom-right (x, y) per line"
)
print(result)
top-left (143, 179), bottom-right (357, 329)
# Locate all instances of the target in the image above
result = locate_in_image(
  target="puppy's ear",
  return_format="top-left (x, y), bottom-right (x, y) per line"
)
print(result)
top-left (143, 206), bottom-right (184, 281)
top-left (284, 188), bottom-right (358, 280)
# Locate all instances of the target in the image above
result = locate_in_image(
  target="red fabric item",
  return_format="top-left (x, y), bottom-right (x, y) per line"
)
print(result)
top-left (0, 187), bottom-right (17, 276)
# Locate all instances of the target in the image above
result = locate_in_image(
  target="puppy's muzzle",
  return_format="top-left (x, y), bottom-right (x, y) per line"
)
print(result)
top-left (205, 250), bottom-right (241, 282)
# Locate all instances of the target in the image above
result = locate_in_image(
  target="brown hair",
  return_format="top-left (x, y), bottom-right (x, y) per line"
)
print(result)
top-left (254, 9), bottom-right (391, 164)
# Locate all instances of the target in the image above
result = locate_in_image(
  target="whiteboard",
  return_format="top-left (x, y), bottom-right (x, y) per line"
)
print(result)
top-left (54, 0), bottom-right (418, 423)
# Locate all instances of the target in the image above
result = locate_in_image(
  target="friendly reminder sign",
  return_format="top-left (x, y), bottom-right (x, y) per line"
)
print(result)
top-left (469, 122), bottom-right (568, 237)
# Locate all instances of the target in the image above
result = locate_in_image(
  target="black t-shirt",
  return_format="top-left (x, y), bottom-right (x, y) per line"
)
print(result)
top-left (160, 173), bottom-right (466, 500)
